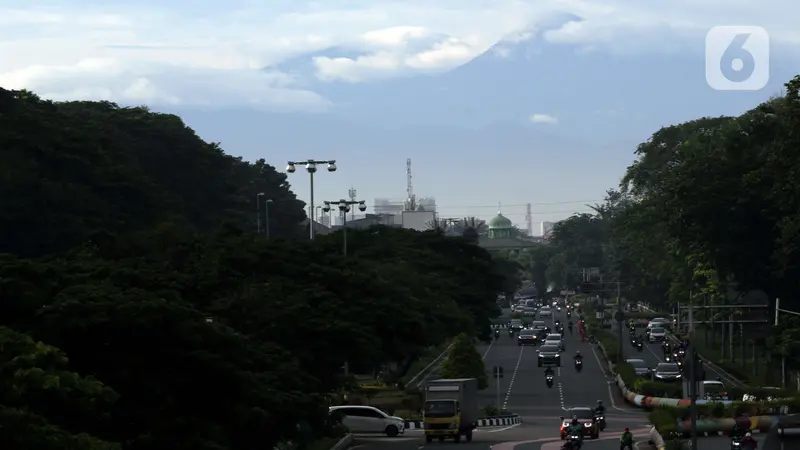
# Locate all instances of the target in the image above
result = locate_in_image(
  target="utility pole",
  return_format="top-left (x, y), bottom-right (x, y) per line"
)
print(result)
top-left (774, 298), bottom-right (800, 388)
top-left (617, 280), bottom-right (624, 364)
top-left (689, 340), bottom-right (699, 450)
top-left (348, 187), bottom-right (357, 221)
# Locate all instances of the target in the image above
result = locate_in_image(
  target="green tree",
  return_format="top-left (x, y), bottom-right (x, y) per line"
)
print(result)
top-left (0, 326), bottom-right (120, 449)
top-left (440, 333), bottom-right (488, 389)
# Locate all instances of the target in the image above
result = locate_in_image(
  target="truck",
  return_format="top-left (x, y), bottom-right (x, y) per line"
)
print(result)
top-left (423, 378), bottom-right (479, 443)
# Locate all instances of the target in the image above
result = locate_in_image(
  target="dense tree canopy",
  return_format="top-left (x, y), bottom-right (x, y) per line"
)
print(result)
top-left (535, 75), bottom-right (800, 375)
top-left (0, 89), bottom-right (514, 449)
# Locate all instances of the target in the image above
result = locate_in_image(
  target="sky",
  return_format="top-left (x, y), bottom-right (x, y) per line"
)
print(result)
top-left (1, 0), bottom-right (797, 232)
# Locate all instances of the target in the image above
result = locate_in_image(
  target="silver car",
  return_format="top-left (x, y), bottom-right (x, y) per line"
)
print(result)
top-left (329, 405), bottom-right (405, 437)
top-left (653, 363), bottom-right (682, 382)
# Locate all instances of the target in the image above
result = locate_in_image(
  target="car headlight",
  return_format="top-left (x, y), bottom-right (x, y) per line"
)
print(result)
top-left (584, 423), bottom-right (592, 427)
top-left (555, 354), bottom-right (560, 357)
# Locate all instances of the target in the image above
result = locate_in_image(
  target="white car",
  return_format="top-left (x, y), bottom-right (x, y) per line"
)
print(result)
top-left (545, 334), bottom-right (566, 350)
top-left (539, 306), bottom-right (552, 317)
top-left (647, 318), bottom-right (669, 331)
top-left (523, 306), bottom-right (536, 316)
top-left (329, 405), bottom-right (405, 437)
top-left (648, 326), bottom-right (667, 343)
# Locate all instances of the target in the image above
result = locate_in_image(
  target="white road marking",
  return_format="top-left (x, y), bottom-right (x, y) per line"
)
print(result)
top-left (487, 423), bottom-right (522, 433)
top-left (590, 344), bottom-right (627, 412)
top-left (482, 340), bottom-right (494, 360)
top-left (643, 339), bottom-right (663, 363)
top-left (557, 367), bottom-right (566, 410)
top-left (502, 346), bottom-right (525, 411)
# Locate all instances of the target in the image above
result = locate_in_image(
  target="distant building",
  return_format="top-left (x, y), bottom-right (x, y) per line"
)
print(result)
top-left (477, 213), bottom-right (541, 249)
top-left (541, 221), bottom-right (555, 237)
top-left (330, 213), bottom-right (400, 230)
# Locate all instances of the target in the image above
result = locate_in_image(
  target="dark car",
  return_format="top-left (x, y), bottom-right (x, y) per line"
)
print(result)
top-left (509, 319), bottom-right (523, 331)
top-left (560, 407), bottom-right (599, 439)
top-left (538, 345), bottom-right (561, 367)
top-left (625, 358), bottom-right (651, 378)
top-left (654, 363), bottom-right (682, 382)
top-left (517, 329), bottom-right (539, 346)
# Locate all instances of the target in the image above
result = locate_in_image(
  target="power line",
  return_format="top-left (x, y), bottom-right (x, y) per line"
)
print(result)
top-left (433, 200), bottom-right (602, 209)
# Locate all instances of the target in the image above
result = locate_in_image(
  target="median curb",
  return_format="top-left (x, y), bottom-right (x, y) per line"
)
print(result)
top-left (329, 434), bottom-right (353, 450)
top-left (648, 426), bottom-right (665, 450)
top-left (615, 374), bottom-right (733, 407)
top-left (404, 414), bottom-right (521, 429)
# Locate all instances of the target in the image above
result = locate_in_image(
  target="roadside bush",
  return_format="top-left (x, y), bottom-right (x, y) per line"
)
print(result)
top-left (616, 363), bottom-right (638, 387)
top-left (597, 332), bottom-right (620, 363)
top-left (648, 407), bottom-right (678, 434)
top-left (633, 380), bottom-right (682, 398)
top-left (440, 333), bottom-right (488, 389)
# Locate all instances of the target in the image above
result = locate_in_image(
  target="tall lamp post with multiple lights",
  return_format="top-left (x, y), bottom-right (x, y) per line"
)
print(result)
top-left (287, 159), bottom-right (337, 240)
top-left (322, 199), bottom-right (367, 255)
top-left (256, 192), bottom-right (265, 234)
top-left (264, 198), bottom-right (273, 238)
top-left (256, 193), bottom-right (274, 237)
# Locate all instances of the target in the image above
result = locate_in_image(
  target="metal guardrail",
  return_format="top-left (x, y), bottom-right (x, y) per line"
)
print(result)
top-left (406, 343), bottom-right (454, 388)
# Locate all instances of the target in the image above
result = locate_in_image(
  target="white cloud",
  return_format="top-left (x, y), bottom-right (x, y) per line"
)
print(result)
top-left (530, 113), bottom-right (558, 124)
top-left (0, 1), bottom-right (797, 109)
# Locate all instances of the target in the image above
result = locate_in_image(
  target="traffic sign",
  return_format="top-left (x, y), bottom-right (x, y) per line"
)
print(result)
top-left (614, 311), bottom-right (625, 322)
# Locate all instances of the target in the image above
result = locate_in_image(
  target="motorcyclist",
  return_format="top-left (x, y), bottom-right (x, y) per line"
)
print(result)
top-left (663, 341), bottom-right (672, 353)
top-left (566, 417), bottom-right (584, 447)
top-left (545, 366), bottom-right (555, 377)
top-left (495, 329), bottom-right (500, 340)
top-left (740, 432), bottom-right (757, 448)
top-left (568, 320), bottom-right (574, 333)
top-left (730, 420), bottom-right (746, 438)
top-left (594, 400), bottom-right (606, 415)
top-left (619, 427), bottom-right (633, 450)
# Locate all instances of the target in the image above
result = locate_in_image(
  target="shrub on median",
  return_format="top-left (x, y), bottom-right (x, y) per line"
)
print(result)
top-left (634, 380), bottom-right (683, 398)
top-left (616, 362), bottom-right (638, 386)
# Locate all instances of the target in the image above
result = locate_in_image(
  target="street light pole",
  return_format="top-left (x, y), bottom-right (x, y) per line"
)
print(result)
top-left (286, 159), bottom-right (337, 240)
top-left (265, 199), bottom-right (273, 238)
top-left (256, 192), bottom-right (264, 234)
top-left (322, 199), bottom-right (367, 256)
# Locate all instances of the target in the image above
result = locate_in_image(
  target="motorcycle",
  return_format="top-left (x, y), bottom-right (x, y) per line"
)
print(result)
top-left (594, 413), bottom-right (606, 431)
top-left (508, 329), bottom-right (514, 337)
top-left (665, 354), bottom-right (673, 362)
top-left (546, 373), bottom-right (554, 387)
top-left (731, 437), bottom-right (742, 449)
top-left (566, 312), bottom-right (571, 319)
top-left (495, 330), bottom-right (500, 340)
top-left (561, 435), bottom-right (582, 450)
top-left (575, 358), bottom-right (583, 371)
top-left (636, 341), bottom-right (643, 351)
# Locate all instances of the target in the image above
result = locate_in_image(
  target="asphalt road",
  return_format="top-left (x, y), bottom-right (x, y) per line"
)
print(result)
top-left (352, 307), bottom-right (782, 450)
top-left (611, 324), bottom-right (738, 384)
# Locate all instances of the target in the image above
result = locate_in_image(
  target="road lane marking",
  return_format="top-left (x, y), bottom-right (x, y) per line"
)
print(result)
top-left (482, 339), bottom-right (495, 360)
top-left (557, 367), bottom-right (566, 410)
top-left (487, 423), bottom-right (522, 433)
top-left (493, 429), bottom-right (652, 450)
top-left (589, 344), bottom-right (627, 412)
top-left (502, 346), bottom-right (525, 411)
